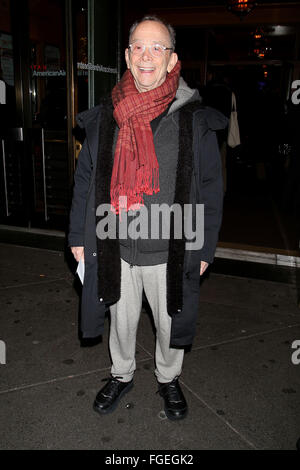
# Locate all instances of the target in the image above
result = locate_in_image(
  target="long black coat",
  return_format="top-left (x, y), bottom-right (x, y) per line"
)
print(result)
top-left (68, 98), bottom-right (227, 346)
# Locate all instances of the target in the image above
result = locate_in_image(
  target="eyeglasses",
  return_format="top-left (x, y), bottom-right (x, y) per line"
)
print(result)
top-left (128, 41), bottom-right (173, 58)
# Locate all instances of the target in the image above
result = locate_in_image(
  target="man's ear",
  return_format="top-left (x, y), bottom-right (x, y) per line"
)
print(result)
top-left (125, 49), bottom-right (130, 69)
top-left (167, 52), bottom-right (178, 73)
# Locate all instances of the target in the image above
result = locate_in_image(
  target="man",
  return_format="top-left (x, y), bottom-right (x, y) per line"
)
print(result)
top-left (69, 16), bottom-right (226, 421)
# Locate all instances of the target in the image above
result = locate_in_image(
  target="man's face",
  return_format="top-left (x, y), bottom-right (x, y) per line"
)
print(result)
top-left (125, 21), bottom-right (178, 93)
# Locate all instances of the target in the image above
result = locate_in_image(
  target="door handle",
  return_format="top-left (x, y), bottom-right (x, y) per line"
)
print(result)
top-left (1, 139), bottom-right (10, 216)
top-left (8, 127), bottom-right (24, 142)
top-left (41, 128), bottom-right (49, 221)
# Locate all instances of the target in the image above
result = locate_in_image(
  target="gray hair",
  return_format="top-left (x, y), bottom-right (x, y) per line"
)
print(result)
top-left (128, 15), bottom-right (176, 50)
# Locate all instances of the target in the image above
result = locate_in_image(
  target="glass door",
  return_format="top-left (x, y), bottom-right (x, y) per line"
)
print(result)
top-left (73, 0), bottom-right (120, 154)
top-left (29, 0), bottom-right (69, 229)
top-left (0, 0), bottom-right (120, 231)
top-left (74, 0), bottom-right (120, 113)
top-left (0, 0), bottom-right (25, 225)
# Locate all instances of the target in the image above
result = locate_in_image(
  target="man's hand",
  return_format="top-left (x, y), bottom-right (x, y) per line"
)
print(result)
top-left (200, 261), bottom-right (209, 276)
top-left (71, 246), bottom-right (84, 263)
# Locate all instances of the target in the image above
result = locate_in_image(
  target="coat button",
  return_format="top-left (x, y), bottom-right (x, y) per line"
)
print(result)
top-left (93, 252), bottom-right (97, 256)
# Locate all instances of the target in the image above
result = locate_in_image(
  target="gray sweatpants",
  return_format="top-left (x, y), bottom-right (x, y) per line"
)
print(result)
top-left (109, 259), bottom-right (184, 383)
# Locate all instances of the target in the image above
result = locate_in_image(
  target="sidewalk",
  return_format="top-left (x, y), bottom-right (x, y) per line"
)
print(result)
top-left (0, 242), bottom-right (299, 450)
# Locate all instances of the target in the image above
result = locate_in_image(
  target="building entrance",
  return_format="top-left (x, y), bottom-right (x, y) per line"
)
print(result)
top-left (0, 0), bottom-right (120, 231)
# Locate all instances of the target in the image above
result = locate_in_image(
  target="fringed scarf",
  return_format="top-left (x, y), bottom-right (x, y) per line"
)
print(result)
top-left (110, 61), bottom-right (181, 214)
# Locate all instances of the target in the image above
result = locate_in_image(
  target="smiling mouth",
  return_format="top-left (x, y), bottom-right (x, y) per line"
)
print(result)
top-left (138, 67), bottom-right (155, 72)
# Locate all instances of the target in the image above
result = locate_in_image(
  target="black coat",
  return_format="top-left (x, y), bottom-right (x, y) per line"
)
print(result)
top-left (68, 98), bottom-right (227, 346)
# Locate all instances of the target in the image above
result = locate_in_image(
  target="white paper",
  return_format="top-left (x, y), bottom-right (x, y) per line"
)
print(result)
top-left (76, 257), bottom-right (85, 284)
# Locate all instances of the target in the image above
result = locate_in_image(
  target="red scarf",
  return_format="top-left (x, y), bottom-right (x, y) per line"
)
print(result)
top-left (111, 61), bottom-right (181, 214)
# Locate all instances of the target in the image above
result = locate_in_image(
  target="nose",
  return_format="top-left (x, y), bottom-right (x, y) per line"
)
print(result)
top-left (141, 45), bottom-right (153, 61)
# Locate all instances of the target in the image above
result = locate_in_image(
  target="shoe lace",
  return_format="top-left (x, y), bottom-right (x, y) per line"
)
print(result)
top-left (156, 378), bottom-right (183, 403)
top-left (101, 376), bottom-right (123, 396)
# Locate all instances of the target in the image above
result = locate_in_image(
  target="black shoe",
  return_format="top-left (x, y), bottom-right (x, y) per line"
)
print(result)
top-left (157, 377), bottom-right (188, 421)
top-left (93, 376), bottom-right (133, 415)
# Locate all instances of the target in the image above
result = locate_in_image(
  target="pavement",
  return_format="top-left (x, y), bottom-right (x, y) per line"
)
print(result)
top-left (0, 242), bottom-right (300, 450)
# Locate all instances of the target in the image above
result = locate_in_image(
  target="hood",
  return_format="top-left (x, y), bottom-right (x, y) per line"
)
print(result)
top-left (202, 105), bottom-right (229, 131)
top-left (76, 78), bottom-right (228, 131)
top-left (168, 77), bottom-right (201, 115)
top-left (169, 77), bottom-right (228, 131)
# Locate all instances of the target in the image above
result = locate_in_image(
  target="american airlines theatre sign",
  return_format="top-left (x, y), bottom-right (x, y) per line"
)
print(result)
top-left (30, 62), bottom-right (118, 76)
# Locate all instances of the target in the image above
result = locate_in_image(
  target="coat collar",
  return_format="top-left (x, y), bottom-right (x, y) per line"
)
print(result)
top-left (76, 100), bottom-right (114, 167)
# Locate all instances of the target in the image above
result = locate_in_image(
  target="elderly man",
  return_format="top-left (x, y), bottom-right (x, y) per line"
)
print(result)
top-left (69, 16), bottom-right (226, 421)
